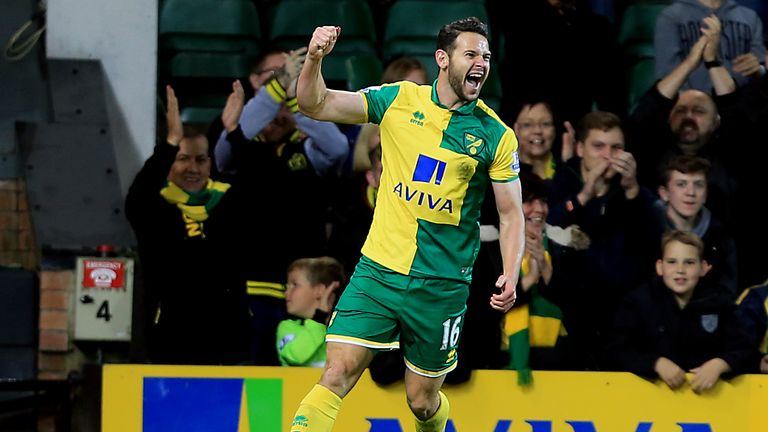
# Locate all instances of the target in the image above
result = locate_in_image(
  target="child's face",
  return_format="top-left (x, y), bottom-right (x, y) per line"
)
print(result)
top-left (656, 240), bottom-right (708, 300)
top-left (285, 268), bottom-right (319, 319)
top-left (660, 171), bottom-right (707, 219)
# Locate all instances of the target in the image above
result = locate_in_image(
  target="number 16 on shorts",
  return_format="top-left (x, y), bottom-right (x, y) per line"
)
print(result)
top-left (440, 316), bottom-right (462, 350)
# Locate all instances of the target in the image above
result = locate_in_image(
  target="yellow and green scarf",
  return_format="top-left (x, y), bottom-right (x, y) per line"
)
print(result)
top-left (502, 238), bottom-right (566, 386)
top-left (160, 179), bottom-right (231, 221)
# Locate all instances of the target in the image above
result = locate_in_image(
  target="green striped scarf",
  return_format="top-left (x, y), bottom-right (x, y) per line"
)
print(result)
top-left (502, 238), bottom-right (566, 386)
top-left (160, 179), bottom-right (231, 221)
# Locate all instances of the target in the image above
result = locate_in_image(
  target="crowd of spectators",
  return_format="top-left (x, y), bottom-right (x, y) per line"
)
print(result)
top-left (126, 0), bottom-right (768, 392)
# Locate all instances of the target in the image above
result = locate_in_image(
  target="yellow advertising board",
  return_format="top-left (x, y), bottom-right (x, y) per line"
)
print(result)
top-left (103, 365), bottom-right (768, 431)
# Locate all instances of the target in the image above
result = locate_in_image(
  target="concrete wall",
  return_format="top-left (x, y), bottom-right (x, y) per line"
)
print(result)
top-left (46, 0), bottom-right (158, 194)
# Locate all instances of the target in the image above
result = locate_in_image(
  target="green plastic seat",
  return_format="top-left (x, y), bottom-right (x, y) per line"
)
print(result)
top-left (159, 0), bottom-right (262, 54)
top-left (166, 52), bottom-right (254, 78)
top-left (617, 3), bottom-right (667, 59)
top-left (626, 57), bottom-right (656, 113)
top-left (180, 107), bottom-right (222, 125)
top-left (345, 55), bottom-right (384, 91)
top-left (382, 0), bottom-right (490, 62)
top-left (268, 0), bottom-right (377, 55)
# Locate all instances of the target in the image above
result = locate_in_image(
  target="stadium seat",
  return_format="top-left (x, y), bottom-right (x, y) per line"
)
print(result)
top-left (617, 3), bottom-right (667, 114)
top-left (158, 0), bottom-right (260, 125)
top-left (267, 0), bottom-right (377, 55)
top-left (625, 57), bottom-right (656, 114)
top-left (617, 3), bottom-right (667, 60)
top-left (180, 107), bottom-right (222, 125)
top-left (382, 0), bottom-right (490, 63)
top-left (159, 0), bottom-right (262, 55)
top-left (345, 55), bottom-right (383, 91)
top-left (266, 0), bottom-right (377, 89)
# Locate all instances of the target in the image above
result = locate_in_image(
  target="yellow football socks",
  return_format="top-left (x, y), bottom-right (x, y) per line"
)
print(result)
top-left (290, 384), bottom-right (342, 432)
top-left (415, 391), bottom-right (450, 432)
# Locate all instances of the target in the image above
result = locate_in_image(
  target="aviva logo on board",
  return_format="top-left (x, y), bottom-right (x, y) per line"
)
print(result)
top-left (141, 378), bottom-right (716, 432)
top-left (143, 377), bottom-right (283, 432)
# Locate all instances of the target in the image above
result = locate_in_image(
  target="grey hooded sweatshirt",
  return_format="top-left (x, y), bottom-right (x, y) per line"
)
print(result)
top-left (654, 0), bottom-right (765, 91)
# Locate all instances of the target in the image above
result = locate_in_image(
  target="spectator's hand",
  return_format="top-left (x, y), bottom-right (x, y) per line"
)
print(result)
top-left (286, 47), bottom-right (308, 98)
top-left (611, 150), bottom-right (639, 199)
top-left (654, 357), bottom-right (686, 389)
top-left (165, 85), bottom-right (182, 146)
top-left (286, 47), bottom-right (308, 80)
top-left (690, 358), bottom-right (729, 393)
top-left (221, 80), bottom-right (245, 133)
top-left (307, 26), bottom-right (340, 62)
top-left (318, 281), bottom-right (340, 313)
top-left (684, 36), bottom-right (708, 69)
top-left (277, 47), bottom-right (308, 94)
top-left (577, 158), bottom-right (610, 205)
top-left (526, 229), bottom-right (546, 269)
top-left (490, 274), bottom-right (517, 312)
top-left (733, 53), bottom-right (762, 77)
top-left (561, 121), bottom-right (575, 162)
top-left (701, 15), bottom-right (722, 62)
top-left (760, 354), bottom-right (768, 373)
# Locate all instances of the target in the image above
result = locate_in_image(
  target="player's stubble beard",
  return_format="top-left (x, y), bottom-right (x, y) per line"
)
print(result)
top-left (446, 61), bottom-right (479, 104)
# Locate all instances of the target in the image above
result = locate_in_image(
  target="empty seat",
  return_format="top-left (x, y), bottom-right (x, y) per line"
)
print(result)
top-left (617, 3), bottom-right (668, 60)
top-left (268, 0), bottom-right (377, 54)
top-left (345, 55), bottom-right (384, 91)
top-left (382, 0), bottom-right (490, 63)
top-left (159, 0), bottom-right (262, 54)
top-left (625, 57), bottom-right (656, 114)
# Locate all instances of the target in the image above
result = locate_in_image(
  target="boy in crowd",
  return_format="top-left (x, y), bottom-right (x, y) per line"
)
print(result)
top-left (612, 230), bottom-right (758, 392)
top-left (277, 257), bottom-right (345, 367)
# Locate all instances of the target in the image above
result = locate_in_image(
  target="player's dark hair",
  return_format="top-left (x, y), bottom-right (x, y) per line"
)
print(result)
top-left (437, 16), bottom-right (488, 54)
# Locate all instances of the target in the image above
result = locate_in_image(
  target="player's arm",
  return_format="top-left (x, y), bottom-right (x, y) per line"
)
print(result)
top-left (490, 179), bottom-right (525, 312)
top-left (297, 26), bottom-right (366, 124)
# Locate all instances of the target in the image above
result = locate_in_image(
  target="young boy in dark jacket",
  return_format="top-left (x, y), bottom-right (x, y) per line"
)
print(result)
top-left (612, 230), bottom-right (759, 393)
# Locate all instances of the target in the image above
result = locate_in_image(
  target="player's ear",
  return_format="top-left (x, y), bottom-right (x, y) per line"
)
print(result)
top-left (436, 50), bottom-right (448, 70)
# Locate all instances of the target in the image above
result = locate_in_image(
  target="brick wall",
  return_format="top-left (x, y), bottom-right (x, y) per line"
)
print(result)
top-left (0, 179), bottom-right (39, 270)
top-left (38, 269), bottom-right (78, 381)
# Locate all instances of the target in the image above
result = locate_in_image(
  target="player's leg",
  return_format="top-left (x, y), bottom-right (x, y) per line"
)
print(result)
top-left (399, 276), bottom-right (469, 432)
top-left (291, 257), bottom-right (402, 431)
top-left (405, 370), bottom-right (449, 432)
top-left (290, 342), bottom-right (373, 432)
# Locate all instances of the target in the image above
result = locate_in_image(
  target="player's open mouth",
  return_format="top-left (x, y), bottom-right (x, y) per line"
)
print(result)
top-left (466, 71), bottom-right (484, 89)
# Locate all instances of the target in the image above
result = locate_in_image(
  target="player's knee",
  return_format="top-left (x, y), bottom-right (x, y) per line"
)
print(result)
top-left (319, 357), bottom-right (358, 397)
top-left (406, 391), bottom-right (439, 420)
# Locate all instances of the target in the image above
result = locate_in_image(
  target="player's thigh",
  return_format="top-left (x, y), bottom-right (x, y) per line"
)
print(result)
top-left (327, 261), bottom-right (405, 350)
top-left (399, 278), bottom-right (469, 376)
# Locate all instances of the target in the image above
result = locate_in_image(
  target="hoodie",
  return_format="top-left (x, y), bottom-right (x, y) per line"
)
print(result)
top-left (654, 0), bottom-right (765, 91)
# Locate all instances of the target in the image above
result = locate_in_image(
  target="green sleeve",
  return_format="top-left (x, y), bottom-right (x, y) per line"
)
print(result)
top-left (276, 319), bottom-right (327, 366)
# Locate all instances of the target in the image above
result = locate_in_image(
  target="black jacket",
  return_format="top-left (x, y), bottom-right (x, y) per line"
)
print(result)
top-left (611, 276), bottom-right (759, 377)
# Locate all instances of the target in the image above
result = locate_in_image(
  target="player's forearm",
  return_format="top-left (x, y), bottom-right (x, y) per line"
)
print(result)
top-left (297, 57), bottom-right (329, 118)
top-left (498, 207), bottom-right (525, 285)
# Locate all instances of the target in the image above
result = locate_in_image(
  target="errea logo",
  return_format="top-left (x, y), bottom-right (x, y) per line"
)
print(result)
top-left (410, 111), bottom-right (425, 126)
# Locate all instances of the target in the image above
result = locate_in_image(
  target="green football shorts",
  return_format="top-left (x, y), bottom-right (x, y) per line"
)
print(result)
top-left (327, 256), bottom-right (469, 377)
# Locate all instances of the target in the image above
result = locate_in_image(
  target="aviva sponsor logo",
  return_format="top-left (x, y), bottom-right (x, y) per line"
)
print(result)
top-left (143, 377), bottom-right (282, 432)
top-left (411, 111), bottom-right (425, 126)
top-left (393, 154), bottom-right (453, 214)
